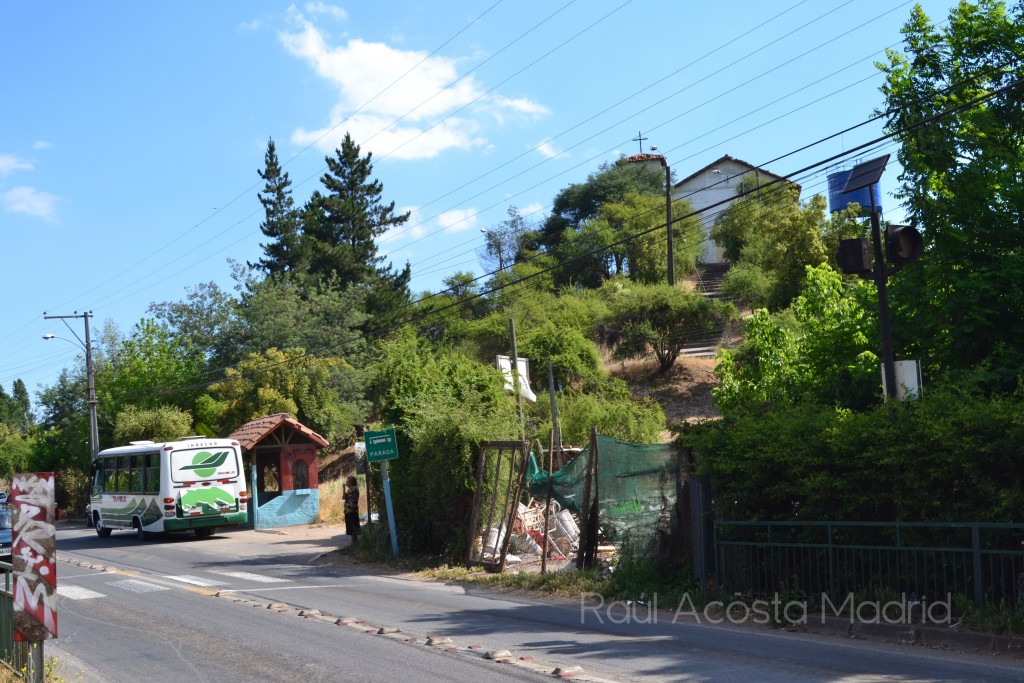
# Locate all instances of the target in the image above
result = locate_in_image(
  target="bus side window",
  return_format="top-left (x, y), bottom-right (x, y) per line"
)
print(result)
top-left (116, 456), bottom-right (129, 493)
top-left (93, 460), bottom-right (105, 489)
top-left (130, 455), bottom-right (143, 493)
top-left (103, 463), bottom-right (116, 492)
top-left (145, 452), bottom-right (160, 493)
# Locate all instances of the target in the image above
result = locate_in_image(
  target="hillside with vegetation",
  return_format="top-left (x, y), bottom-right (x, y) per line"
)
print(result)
top-left (2, 3), bottom-right (1023, 558)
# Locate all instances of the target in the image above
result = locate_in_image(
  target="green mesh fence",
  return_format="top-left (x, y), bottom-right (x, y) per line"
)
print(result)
top-left (527, 434), bottom-right (679, 547)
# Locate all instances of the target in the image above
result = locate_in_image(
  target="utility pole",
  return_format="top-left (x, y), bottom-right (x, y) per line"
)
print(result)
top-left (43, 312), bottom-right (99, 460)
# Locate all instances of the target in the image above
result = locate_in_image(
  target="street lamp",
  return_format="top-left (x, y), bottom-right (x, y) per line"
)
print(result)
top-left (43, 312), bottom-right (99, 460)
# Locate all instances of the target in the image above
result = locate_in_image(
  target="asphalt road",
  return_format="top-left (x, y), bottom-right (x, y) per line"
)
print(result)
top-left (46, 523), bottom-right (1024, 682)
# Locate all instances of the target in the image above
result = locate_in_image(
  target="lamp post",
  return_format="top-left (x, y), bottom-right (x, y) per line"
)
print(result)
top-left (43, 312), bottom-right (99, 460)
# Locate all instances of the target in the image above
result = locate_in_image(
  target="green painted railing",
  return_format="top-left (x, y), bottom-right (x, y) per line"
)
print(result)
top-left (713, 521), bottom-right (1024, 609)
top-left (0, 562), bottom-right (29, 673)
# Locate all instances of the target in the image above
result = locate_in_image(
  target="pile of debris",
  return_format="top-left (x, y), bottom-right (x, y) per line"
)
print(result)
top-left (506, 498), bottom-right (581, 565)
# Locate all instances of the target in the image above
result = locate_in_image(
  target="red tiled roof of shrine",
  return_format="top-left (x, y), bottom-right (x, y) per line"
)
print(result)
top-left (228, 413), bottom-right (329, 452)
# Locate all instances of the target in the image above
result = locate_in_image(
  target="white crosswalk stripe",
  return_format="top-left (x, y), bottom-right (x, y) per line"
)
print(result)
top-left (164, 575), bottom-right (228, 587)
top-left (57, 585), bottom-right (106, 600)
top-left (110, 579), bottom-right (169, 593)
top-left (211, 571), bottom-right (290, 583)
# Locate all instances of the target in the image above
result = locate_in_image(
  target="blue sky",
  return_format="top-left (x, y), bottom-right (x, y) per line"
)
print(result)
top-left (1, 0), bottom-right (953, 400)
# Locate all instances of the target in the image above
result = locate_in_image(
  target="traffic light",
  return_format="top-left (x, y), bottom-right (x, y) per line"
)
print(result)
top-left (885, 224), bottom-right (923, 265)
top-left (837, 238), bottom-right (873, 276)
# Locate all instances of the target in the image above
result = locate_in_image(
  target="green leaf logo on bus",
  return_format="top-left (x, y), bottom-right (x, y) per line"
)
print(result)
top-left (180, 451), bottom-right (230, 478)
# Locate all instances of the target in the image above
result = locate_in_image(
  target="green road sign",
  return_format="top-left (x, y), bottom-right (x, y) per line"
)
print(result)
top-left (365, 428), bottom-right (399, 463)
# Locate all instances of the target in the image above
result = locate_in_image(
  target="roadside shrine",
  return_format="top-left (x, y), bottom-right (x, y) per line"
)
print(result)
top-left (229, 414), bottom-right (329, 529)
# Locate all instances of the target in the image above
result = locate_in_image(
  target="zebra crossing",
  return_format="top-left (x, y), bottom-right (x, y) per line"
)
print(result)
top-left (56, 568), bottom-right (295, 600)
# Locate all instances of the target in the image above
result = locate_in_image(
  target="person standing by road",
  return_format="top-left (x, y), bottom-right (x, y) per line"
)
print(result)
top-left (343, 476), bottom-right (360, 548)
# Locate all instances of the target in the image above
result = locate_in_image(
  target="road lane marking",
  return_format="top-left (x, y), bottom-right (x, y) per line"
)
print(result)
top-left (164, 575), bottom-right (227, 586)
top-left (57, 585), bottom-right (105, 600)
top-left (211, 571), bottom-right (290, 583)
top-left (110, 579), bottom-right (169, 593)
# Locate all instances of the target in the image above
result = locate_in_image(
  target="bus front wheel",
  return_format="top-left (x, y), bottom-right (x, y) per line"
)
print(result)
top-left (95, 515), bottom-right (112, 538)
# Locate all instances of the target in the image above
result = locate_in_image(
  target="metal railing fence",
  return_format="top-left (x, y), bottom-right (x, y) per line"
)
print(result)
top-left (714, 521), bottom-right (1024, 610)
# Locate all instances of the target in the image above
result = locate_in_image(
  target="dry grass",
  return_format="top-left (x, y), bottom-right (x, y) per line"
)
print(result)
top-left (316, 474), bottom-right (367, 524)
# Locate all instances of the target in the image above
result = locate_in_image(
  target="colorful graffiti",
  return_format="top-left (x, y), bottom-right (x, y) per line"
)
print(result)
top-left (12, 472), bottom-right (58, 641)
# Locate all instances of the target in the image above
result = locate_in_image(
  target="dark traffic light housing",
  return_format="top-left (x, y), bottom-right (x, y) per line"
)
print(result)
top-left (837, 238), bottom-right (873, 277)
top-left (885, 224), bottom-right (923, 265)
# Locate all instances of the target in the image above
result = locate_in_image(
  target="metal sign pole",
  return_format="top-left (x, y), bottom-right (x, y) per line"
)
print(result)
top-left (380, 460), bottom-right (399, 557)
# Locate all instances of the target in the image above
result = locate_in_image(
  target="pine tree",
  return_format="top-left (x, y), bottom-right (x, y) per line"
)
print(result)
top-left (11, 379), bottom-right (31, 430)
top-left (301, 133), bottom-right (412, 325)
top-left (253, 137), bottom-right (300, 276)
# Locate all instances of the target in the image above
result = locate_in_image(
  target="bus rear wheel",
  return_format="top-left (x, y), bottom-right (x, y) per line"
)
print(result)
top-left (194, 527), bottom-right (215, 538)
top-left (133, 518), bottom-right (149, 540)
top-left (95, 515), bottom-right (112, 538)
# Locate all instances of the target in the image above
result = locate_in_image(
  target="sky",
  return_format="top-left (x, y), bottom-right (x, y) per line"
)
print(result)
top-left (1, 0), bottom-right (956, 402)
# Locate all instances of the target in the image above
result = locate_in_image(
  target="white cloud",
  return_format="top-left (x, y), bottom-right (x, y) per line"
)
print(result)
top-left (280, 12), bottom-right (548, 160)
top-left (305, 2), bottom-right (348, 22)
top-left (535, 139), bottom-right (562, 159)
top-left (437, 208), bottom-right (478, 234)
top-left (3, 186), bottom-right (60, 222)
top-left (489, 95), bottom-right (550, 118)
top-left (0, 153), bottom-right (33, 176)
top-left (240, 19), bottom-right (262, 31)
top-left (519, 202), bottom-right (545, 220)
top-left (32, 141), bottom-right (53, 150)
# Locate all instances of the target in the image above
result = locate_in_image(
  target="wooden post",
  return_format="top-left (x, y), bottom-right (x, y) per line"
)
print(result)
top-left (576, 427), bottom-right (597, 569)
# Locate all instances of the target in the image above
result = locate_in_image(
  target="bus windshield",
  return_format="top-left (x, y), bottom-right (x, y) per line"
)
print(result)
top-left (170, 445), bottom-right (240, 482)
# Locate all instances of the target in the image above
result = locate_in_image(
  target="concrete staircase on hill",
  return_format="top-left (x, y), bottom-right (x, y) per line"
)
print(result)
top-left (679, 262), bottom-right (733, 358)
top-left (694, 261), bottom-right (731, 299)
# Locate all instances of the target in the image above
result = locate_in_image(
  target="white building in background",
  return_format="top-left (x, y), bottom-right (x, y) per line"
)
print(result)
top-left (671, 154), bottom-right (795, 264)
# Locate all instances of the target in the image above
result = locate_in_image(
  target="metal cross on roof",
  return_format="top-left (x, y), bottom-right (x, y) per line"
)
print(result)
top-left (631, 130), bottom-right (648, 154)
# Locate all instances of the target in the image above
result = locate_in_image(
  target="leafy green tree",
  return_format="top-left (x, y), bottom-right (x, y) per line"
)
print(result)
top-left (100, 318), bottom-right (206, 415)
top-left (201, 347), bottom-right (361, 445)
top-left (33, 369), bottom-right (92, 472)
top-left (236, 275), bottom-right (369, 362)
top-left (878, 0), bottom-right (1024, 388)
top-left (0, 425), bottom-right (32, 482)
top-left (149, 281), bottom-right (241, 370)
top-left (114, 405), bottom-right (193, 444)
top-left (538, 159), bottom-right (667, 288)
top-left (301, 133), bottom-right (412, 324)
top-left (550, 379), bottom-right (665, 445)
top-left (713, 265), bottom-right (879, 414)
top-left (597, 192), bottom-right (703, 285)
top-left (711, 179), bottom-right (862, 310)
top-left (252, 137), bottom-right (301, 276)
top-left (479, 207), bottom-right (530, 276)
top-left (0, 380), bottom-right (32, 432)
top-left (367, 328), bottom-right (519, 556)
top-left (604, 280), bottom-right (736, 373)
top-left (540, 159), bottom-right (665, 249)
top-left (519, 321), bottom-right (603, 390)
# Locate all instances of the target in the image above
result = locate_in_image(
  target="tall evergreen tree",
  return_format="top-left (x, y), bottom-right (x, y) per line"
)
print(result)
top-left (302, 133), bottom-right (412, 325)
top-left (253, 137), bottom-right (300, 276)
top-left (11, 379), bottom-right (31, 431)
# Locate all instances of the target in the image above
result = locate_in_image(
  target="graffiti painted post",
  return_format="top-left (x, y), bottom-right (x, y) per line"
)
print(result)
top-left (364, 429), bottom-right (399, 557)
top-left (12, 472), bottom-right (58, 683)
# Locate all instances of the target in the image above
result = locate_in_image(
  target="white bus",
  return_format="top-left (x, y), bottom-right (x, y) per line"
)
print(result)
top-left (90, 437), bottom-right (249, 538)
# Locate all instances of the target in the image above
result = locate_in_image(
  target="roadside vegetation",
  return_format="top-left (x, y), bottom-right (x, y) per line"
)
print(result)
top-left (0, 0), bottom-right (1022, 637)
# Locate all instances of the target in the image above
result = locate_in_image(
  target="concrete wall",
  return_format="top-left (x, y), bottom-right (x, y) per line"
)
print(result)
top-left (253, 488), bottom-right (320, 529)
